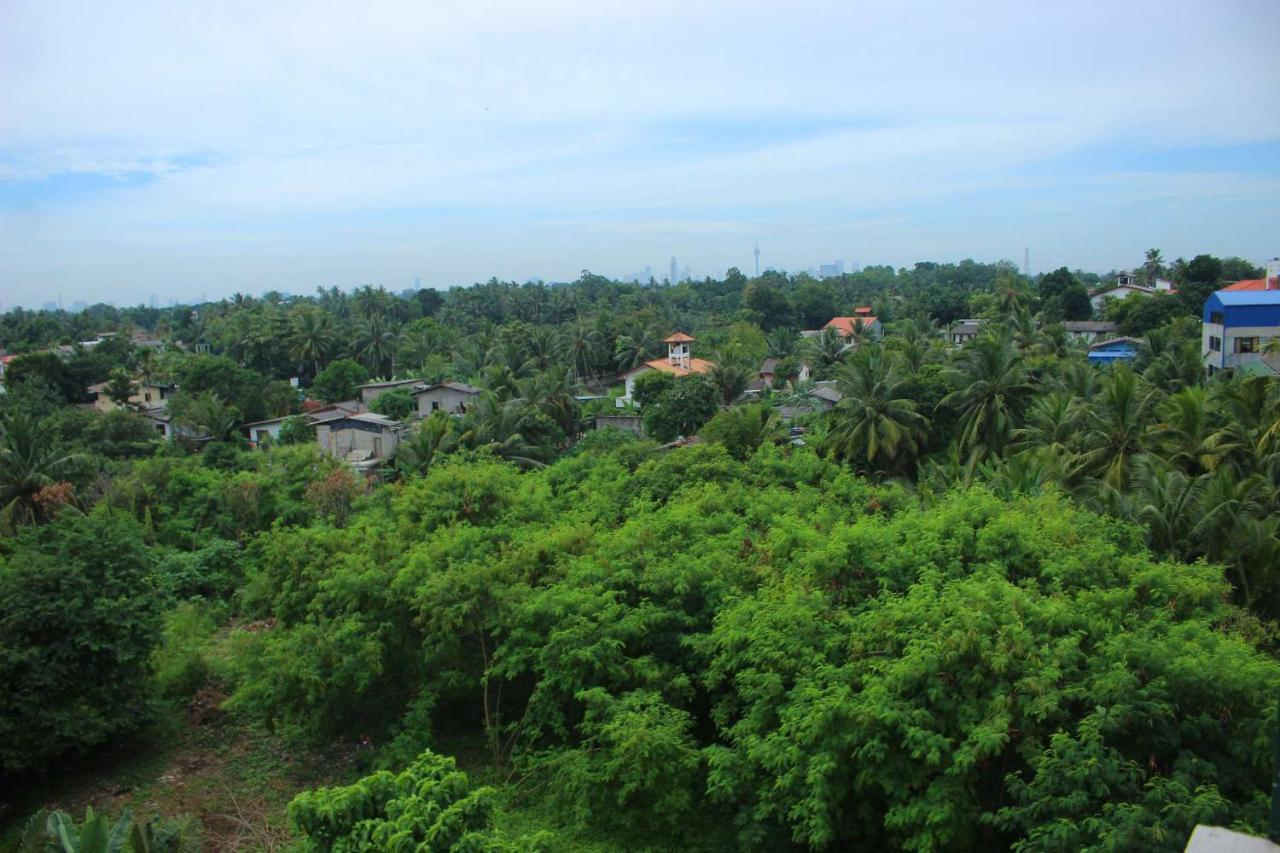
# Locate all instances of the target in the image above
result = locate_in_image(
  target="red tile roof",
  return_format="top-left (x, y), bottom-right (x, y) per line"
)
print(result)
top-left (825, 316), bottom-right (878, 337)
top-left (663, 332), bottom-right (695, 343)
top-left (1222, 278), bottom-right (1277, 292)
top-left (629, 357), bottom-right (717, 378)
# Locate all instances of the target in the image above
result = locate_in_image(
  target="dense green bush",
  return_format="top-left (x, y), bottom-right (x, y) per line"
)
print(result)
top-left (289, 749), bottom-right (548, 851)
top-left (0, 512), bottom-right (163, 775)
top-left (230, 446), bottom-right (1280, 849)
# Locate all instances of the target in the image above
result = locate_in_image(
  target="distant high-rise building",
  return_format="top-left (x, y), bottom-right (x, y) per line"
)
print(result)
top-left (42, 301), bottom-right (57, 311)
top-left (818, 260), bottom-right (845, 279)
top-left (670, 257), bottom-right (678, 283)
top-left (413, 277), bottom-right (421, 290)
top-left (682, 264), bottom-right (691, 282)
top-left (150, 292), bottom-right (159, 309)
top-left (754, 243), bottom-right (760, 277)
top-left (71, 300), bottom-right (87, 312)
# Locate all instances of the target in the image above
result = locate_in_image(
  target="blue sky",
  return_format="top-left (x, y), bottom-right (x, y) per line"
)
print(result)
top-left (1, 0), bottom-right (1278, 308)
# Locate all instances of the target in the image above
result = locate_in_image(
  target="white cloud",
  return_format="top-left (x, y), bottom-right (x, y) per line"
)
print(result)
top-left (1, 0), bottom-right (1279, 303)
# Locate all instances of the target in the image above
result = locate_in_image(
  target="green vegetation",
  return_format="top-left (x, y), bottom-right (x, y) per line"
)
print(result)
top-left (2, 254), bottom-right (1279, 850)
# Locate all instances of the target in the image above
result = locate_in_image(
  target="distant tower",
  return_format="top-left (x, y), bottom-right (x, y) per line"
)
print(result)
top-left (1023, 248), bottom-right (1030, 277)
top-left (754, 243), bottom-right (760, 277)
top-left (670, 257), bottom-right (678, 283)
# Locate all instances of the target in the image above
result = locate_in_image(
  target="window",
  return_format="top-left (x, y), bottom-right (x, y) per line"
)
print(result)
top-left (1209, 335), bottom-right (1221, 352)
top-left (1209, 311), bottom-right (1224, 324)
top-left (1235, 337), bottom-right (1258, 354)
top-left (431, 401), bottom-right (439, 411)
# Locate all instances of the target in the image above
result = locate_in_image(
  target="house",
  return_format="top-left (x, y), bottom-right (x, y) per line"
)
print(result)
top-left (823, 308), bottom-right (882, 341)
top-left (357, 378), bottom-right (425, 406)
top-left (242, 415), bottom-right (296, 446)
top-left (301, 398), bottom-right (365, 419)
top-left (1220, 258), bottom-right (1280, 293)
top-left (0, 354), bottom-right (16, 388)
top-left (779, 382), bottom-right (842, 420)
top-left (811, 383), bottom-right (843, 410)
top-left (948, 319), bottom-right (986, 346)
top-left (88, 379), bottom-right (177, 413)
top-left (620, 333), bottom-right (717, 402)
top-left (1062, 320), bottom-right (1117, 343)
top-left (751, 358), bottom-right (811, 393)
top-left (1202, 289), bottom-right (1280, 375)
top-left (313, 412), bottom-right (403, 466)
top-left (413, 381), bottom-right (482, 417)
top-left (1087, 337), bottom-right (1141, 364)
top-left (1089, 275), bottom-right (1176, 314)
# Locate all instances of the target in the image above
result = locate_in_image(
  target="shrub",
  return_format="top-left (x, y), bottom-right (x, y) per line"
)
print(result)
top-left (0, 513), bottom-right (162, 775)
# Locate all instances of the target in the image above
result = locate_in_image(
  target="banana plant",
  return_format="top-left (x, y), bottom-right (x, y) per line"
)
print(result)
top-left (45, 808), bottom-right (132, 853)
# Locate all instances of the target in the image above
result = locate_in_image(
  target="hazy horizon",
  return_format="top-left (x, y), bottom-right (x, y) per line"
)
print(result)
top-left (3, 0), bottom-right (1278, 309)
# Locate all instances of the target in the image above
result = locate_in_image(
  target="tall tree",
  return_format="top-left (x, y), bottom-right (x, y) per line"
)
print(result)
top-left (938, 335), bottom-right (1033, 459)
top-left (824, 346), bottom-right (928, 473)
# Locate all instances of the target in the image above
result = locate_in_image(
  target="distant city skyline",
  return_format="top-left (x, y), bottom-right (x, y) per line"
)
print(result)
top-left (2, 0), bottom-right (1278, 308)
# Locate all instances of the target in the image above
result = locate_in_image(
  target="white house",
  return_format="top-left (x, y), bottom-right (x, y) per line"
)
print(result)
top-left (1202, 287), bottom-right (1280, 376)
top-left (620, 333), bottom-right (717, 403)
top-left (1089, 274), bottom-right (1176, 314)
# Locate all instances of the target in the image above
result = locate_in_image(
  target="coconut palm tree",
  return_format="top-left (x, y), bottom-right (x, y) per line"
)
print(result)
top-left (708, 357), bottom-right (754, 406)
top-left (395, 413), bottom-right (458, 477)
top-left (175, 392), bottom-right (242, 442)
top-left (765, 328), bottom-right (798, 359)
top-left (1150, 386), bottom-right (1235, 475)
top-left (824, 346), bottom-right (928, 474)
top-left (353, 314), bottom-right (399, 377)
top-left (1129, 456), bottom-right (1201, 557)
top-left (613, 324), bottom-right (662, 373)
top-left (515, 370), bottom-right (580, 436)
top-left (290, 303), bottom-right (337, 373)
top-left (886, 318), bottom-right (938, 375)
top-left (938, 334), bottom-right (1033, 460)
top-left (1072, 366), bottom-right (1154, 491)
top-left (0, 414), bottom-right (84, 530)
top-left (563, 322), bottom-right (604, 387)
top-left (458, 392), bottom-right (549, 470)
top-left (803, 327), bottom-right (848, 377)
top-left (779, 378), bottom-right (822, 416)
top-left (1143, 338), bottom-right (1203, 393)
top-left (1010, 391), bottom-right (1082, 457)
top-left (1007, 308), bottom-right (1038, 354)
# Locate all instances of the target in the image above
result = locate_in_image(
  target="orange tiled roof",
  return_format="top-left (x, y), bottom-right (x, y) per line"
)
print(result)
top-left (663, 332), bottom-right (695, 343)
top-left (636, 357), bottom-right (716, 377)
top-left (825, 316), bottom-right (878, 336)
top-left (1223, 279), bottom-right (1271, 292)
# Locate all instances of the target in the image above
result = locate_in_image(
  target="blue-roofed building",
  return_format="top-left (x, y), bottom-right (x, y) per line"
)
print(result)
top-left (1201, 287), bottom-right (1280, 374)
top-left (1087, 337), bottom-right (1140, 364)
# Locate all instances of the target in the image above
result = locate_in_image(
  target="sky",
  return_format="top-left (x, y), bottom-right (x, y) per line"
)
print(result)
top-left (1, 0), bottom-right (1279, 308)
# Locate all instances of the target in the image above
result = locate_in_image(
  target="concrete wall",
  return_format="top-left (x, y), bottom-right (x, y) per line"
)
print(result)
top-left (1203, 323), bottom-right (1277, 370)
top-left (594, 414), bottom-right (644, 436)
top-left (360, 380), bottom-right (421, 405)
top-left (316, 421), bottom-right (399, 460)
top-left (415, 387), bottom-right (476, 417)
top-left (248, 420), bottom-right (288, 444)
